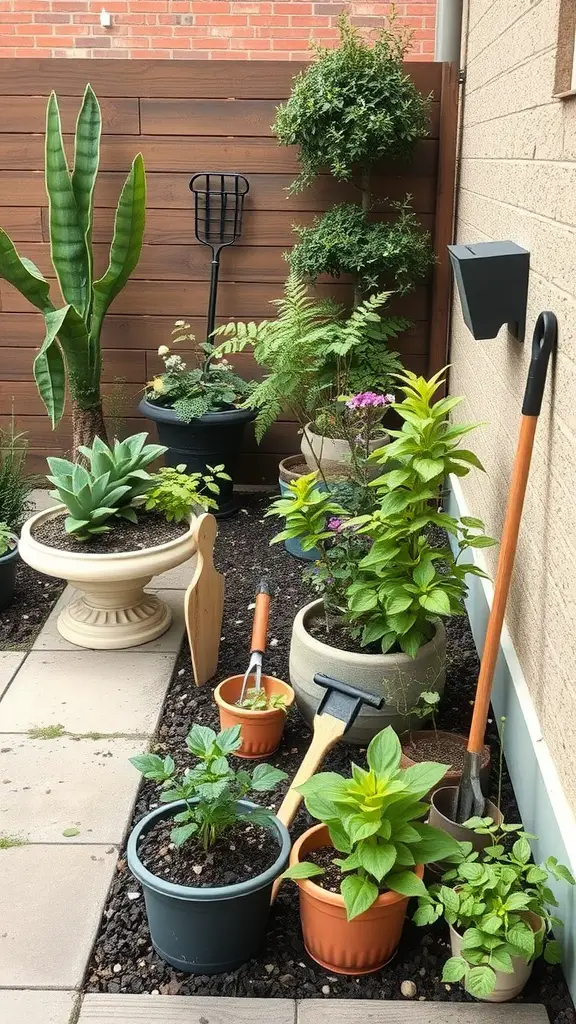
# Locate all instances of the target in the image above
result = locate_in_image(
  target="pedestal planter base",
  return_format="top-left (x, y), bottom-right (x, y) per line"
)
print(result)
top-left (58, 585), bottom-right (171, 649)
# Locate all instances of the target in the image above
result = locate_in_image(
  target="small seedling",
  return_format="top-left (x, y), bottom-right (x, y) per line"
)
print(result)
top-left (237, 688), bottom-right (287, 713)
top-left (28, 723), bottom-right (65, 740)
top-left (407, 690), bottom-right (441, 745)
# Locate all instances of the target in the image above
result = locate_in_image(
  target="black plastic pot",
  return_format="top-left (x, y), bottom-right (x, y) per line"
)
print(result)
top-left (127, 799), bottom-right (291, 974)
top-left (0, 535), bottom-right (18, 612)
top-left (139, 399), bottom-right (257, 519)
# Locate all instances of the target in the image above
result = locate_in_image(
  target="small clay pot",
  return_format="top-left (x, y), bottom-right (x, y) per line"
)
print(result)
top-left (290, 823), bottom-right (423, 975)
top-left (214, 674), bottom-right (294, 759)
top-left (400, 731), bottom-right (491, 795)
top-left (449, 913), bottom-right (542, 1001)
top-left (429, 785), bottom-right (502, 853)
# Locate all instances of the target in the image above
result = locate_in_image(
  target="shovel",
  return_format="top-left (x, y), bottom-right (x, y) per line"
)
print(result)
top-left (454, 311), bottom-right (557, 823)
top-left (239, 579), bottom-right (271, 701)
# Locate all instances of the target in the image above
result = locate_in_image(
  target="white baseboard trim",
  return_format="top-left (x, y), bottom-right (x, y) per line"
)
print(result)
top-left (446, 474), bottom-right (576, 998)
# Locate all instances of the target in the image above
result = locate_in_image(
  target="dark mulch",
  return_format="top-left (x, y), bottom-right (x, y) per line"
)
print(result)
top-left (85, 494), bottom-right (575, 1023)
top-left (139, 818), bottom-right (279, 888)
top-left (33, 510), bottom-right (187, 554)
top-left (0, 559), bottom-right (64, 650)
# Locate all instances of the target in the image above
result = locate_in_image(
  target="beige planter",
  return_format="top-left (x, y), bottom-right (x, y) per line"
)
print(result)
top-left (449, 915), bottom-right (541, 1002)
top-left (289, 599), bottom-right (445, 745)
top-left (429, 786), bottom-right (502, 852)
top-left (19, 505), bottom-right (198, 650)
top-left (300, 422), bottom-right (388, 480)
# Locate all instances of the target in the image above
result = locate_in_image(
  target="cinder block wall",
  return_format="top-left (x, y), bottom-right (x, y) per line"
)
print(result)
top-left (451, 0), bottom-right (576, 808)
top-left (0, 1), bottom-right (436, 60)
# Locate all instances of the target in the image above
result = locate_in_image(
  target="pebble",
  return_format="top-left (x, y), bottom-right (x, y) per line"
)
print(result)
top-left (127, 892), bottom-right (140, 901)
top-left (321, 985), bottom-right (330, 995)
top-left (112, 964), bottom-right (122, 974)
top-left (192, 865), bottom-right (203, 875)
top-left (264, 964), bottom-right (274, 974)
top-left (400, 980), bottom-right (417, 999)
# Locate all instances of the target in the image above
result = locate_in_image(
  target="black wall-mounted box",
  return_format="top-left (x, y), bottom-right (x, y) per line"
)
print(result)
top-left (448, 240), bottom-right (530, 341)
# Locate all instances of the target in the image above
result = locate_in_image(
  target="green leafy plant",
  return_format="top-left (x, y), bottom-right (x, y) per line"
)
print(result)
top-left (0, 521), bottom-right (14, 557)
top-left (0, 85), bottom-right (146, 453)
top-left (238, 688), bottom-right (288, 712)
top-left (47, 432), bottom-right (166, 540)
top-left (282, 726), bottom-right (462, 920)
top-left (214, 275), bottom-right (405, 443)
top-left (267, 471), bottom-right (347, 554)
top-left (144, 463), bottom-right (231, 522)
top-left (130, 723), bottom-right (287, 850)
top-left (145, 321), bottom-right (254, 423)
top-left (273, 15), bottom-right (430, 192)
top-left (289, 201), bottom-right (435, 300)
top-left (414, 819), bottom-right (575, 999)
top-left (0, 417), bottom-right (34, 531)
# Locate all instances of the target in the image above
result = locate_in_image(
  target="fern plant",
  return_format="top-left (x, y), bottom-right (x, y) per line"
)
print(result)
top-left (213, 275), bottom-right (406, 443)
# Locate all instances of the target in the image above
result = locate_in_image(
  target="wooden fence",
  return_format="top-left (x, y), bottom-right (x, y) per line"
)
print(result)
top-left (0, 59), bottom-right (458, 481)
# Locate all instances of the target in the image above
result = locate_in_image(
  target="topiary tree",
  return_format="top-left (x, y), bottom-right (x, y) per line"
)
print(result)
top-left (0, 85), bottom-right (146, 454)
top-left (273, 15), bottom-right (434, 304)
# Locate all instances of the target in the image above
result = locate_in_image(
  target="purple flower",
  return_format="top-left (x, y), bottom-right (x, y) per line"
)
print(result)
top-left (327, 517), bottom-right (343, 532)
top-left (345, 391), bottom-right (395, 410)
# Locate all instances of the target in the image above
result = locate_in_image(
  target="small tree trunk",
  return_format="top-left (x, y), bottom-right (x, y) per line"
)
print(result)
top-left (354, 166), bottom-right (372, 308)
top-left (71, 400), bottom-right (108, 460)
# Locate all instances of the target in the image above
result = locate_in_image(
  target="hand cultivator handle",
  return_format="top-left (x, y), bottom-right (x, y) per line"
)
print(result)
top-left (250, 579), bottom-right (271, 654)
top-left (276, 713), bottom-right (347, 829)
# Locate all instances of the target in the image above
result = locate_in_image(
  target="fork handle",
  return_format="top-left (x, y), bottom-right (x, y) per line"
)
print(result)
top-left (251, 584), bottom-right (270, 653)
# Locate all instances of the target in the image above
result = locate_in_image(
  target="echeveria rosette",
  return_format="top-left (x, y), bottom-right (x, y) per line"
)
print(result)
top-left (281, 726), bottom-right (463, 920)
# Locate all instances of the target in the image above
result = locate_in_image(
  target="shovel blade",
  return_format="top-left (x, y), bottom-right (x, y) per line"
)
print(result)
top-left (454, 751), bottom-right (486, 823)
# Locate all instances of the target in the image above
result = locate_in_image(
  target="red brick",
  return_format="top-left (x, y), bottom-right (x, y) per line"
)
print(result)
top-left (33, 13), bottom-right (73, 23)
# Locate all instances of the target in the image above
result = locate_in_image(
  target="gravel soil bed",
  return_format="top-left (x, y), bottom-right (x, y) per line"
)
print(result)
top-left (86, 495), bottom-right (575, 1023)
top-left (401, 733), bottom-right (467, 772)
top-left (138, 818), bottom-right (280, 888)
top-left (0, 559), bottom-right (64, 650)
top-left (33, 510), bottom-right (187, 554)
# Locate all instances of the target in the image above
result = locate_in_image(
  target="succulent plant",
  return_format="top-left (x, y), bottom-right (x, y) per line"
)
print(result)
top-left (47, 432), bottom-right (166, 540)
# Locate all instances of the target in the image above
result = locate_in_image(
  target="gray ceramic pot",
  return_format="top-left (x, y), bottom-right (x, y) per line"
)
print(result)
top-left (429, 786), bottom-right (502, 851)
top-left (289, 599), bottom-right (446, 745)
top-left (127, 799), bottom-right (291, 974)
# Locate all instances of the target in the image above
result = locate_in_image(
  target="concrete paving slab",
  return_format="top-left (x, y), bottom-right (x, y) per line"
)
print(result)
top-left (0, 652), bottom-right (26, 699)
top-left (0, 735), bottom-right (141, 843)
top-left (0, 843), bottom-right (117, 988)
top-left (33, 588), bottom-right (185, 654)
top-left (297, 999), bottom-right (548, 1023)
top-left (79, 995), bottom-right (296, 1023)
top-left (152, 554), bottom-right (198, 590)
top-left (0, 650), bottom-right (174, 735)
top-left (31, 487), bottom-right (59, 512)
top-left (0, 989), bottom-right (78, 1024)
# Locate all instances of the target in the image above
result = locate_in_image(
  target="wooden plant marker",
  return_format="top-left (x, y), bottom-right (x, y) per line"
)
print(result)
top-left (184, 512), bottom-right (224, 687)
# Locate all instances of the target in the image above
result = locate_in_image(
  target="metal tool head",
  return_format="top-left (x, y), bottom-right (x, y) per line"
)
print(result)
top-left (189, 172), bottom-right (250, 250)
top-left (239, 652), bottom-right (263, 702)
top-left (454, 751), bottom-right (486, 823)
top-left (313, 673), bottom-right (384, 733)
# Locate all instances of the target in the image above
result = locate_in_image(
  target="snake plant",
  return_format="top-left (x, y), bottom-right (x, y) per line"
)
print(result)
top-left (0, 85), bottom-right (146, 454)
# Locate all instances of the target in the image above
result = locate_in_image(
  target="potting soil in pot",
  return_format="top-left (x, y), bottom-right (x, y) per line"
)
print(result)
top-left (403, 733), bottom-right (467, 772)
top-left (85, 496), bottom-right (575, 1024)
top-left (33, 510), bottom-right (187, 555)
top-left (138, 819), bottom-right (280, 887)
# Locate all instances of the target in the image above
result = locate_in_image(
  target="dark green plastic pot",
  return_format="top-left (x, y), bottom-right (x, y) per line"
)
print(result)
top-left (0, 535), bottom-right (18, 612)
top-left (127, 799), bottom-right (291, 974)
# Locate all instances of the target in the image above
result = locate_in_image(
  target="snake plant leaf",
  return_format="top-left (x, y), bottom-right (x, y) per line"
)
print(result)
top-left (0, 230), bottom-right (52, 311)
top-left (33, 305), bottom-right (89, 426)
top-left (71, 84), bottom-right (102, 305)
top-left (45, 91), bottom-right (89, 315)
top-left (91, 153), bottom-right (146, 344)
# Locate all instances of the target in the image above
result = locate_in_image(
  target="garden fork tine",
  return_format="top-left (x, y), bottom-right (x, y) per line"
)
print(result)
top-left (239, 580), bottom-right (271, 701)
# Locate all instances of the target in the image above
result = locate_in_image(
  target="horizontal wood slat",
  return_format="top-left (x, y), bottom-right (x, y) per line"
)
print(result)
top-left (0, 60), bottom-right (443, 99)
top-left (0, 58), bottom-right (454, 483)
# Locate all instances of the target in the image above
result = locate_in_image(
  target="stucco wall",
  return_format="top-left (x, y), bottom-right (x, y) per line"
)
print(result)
top-left (451, 0), bottom-right (576, 807)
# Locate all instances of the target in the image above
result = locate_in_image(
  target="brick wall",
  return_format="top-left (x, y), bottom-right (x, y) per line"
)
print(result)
top-left (0, 1), bottom-right (436, 60)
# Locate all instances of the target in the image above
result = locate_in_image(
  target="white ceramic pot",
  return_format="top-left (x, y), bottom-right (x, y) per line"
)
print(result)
top-left (449, 916), bottom-right (541, 1002)
top-left (300, 422), bottom-right (388, 480)
top-left (19, 505), bottom-right (198, 650)
top-left (289, 599), bottom-right (445, 745)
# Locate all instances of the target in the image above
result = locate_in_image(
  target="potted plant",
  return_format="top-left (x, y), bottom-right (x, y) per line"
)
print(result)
top-left (0, 419), bottom-right (35, 612)
top-left (18, 433), bottom-right (227, 650)
top-left (214, 674), bottom-right (294, 759)
top-left (0, 522), bottom-right (18, 613)
top-left (128, 722), bottom-right (289, 974)
top-left (268, 368), bottom-right (497, 744)
top-left (273, 16), bottom-right (434, 307)
top-left (139, 321), bottom-right (256, 518)
top-left (0, 85), bottom-right (145, 453)
top-left (414, 818), bottom-right (575, 1001)
top-left (280, 725), bottom-right (462, 974)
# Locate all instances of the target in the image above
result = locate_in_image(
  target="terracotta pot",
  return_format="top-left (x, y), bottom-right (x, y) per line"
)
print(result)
top-left (429, 786), bottom-right (502, 853)
top-left (290, 823), bottom-right (423, 975)
top-left (449, 913), bottom-right (542, 1002)
top-left (300, 422), bottom-right (389, 480)
top-left (18, 505), bottom-right (199, 650)
top-left (400, 731), bottom-right (491, 795)
top-left (214, 674), bottom-right (294, 759)
top-left (289, 600), bottom-right (446, 745)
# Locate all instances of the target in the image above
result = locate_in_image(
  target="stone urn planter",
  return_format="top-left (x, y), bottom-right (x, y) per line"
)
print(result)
top-left (18, 505), bottom-right (198, 650)
top-left (300, 422), bottom-right (388, 480)
top-left (289, 599), bottom-right (446, 745)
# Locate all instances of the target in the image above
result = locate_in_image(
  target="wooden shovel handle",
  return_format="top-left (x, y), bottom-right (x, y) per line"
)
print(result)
top-left (250, 583), bottom-right (270, 653)
top-left (276, 714), bottom-right (346, 828)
